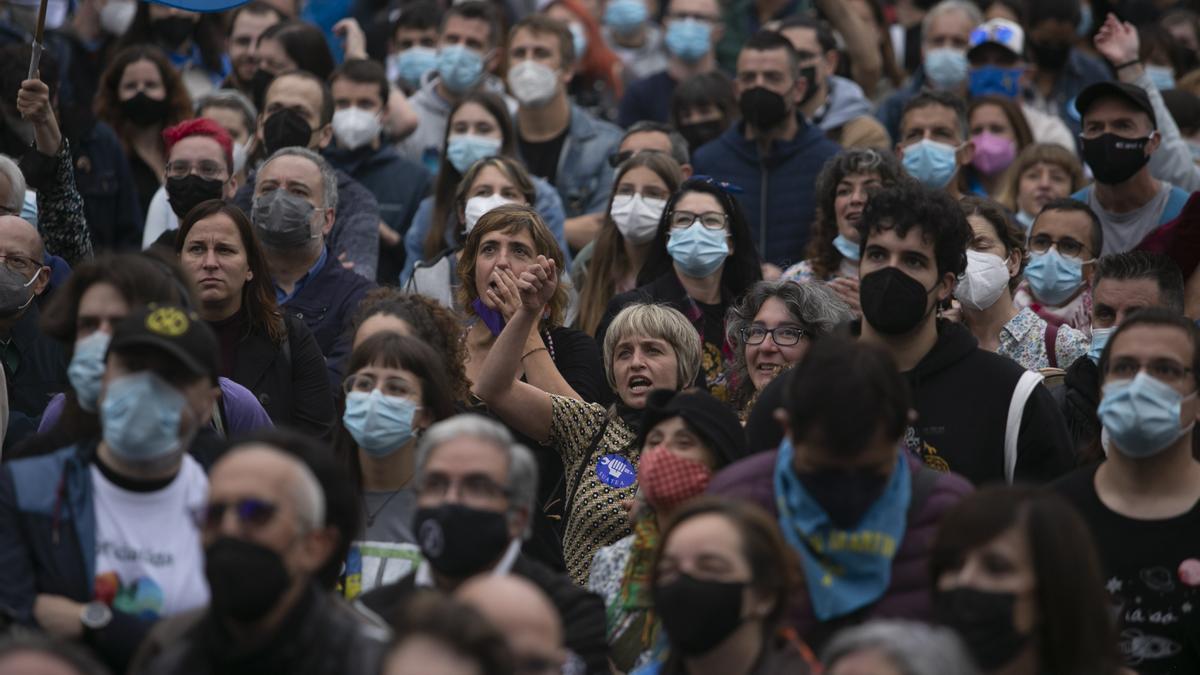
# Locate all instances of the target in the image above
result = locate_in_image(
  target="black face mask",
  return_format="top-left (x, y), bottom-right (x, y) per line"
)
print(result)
top-left (935, 587), bottom-right (1030, 670)
top-left (797, 65), bottom-right (819, 106)
top-left (414, 504), bottom-right (511, 578)
top-left (1030, 41), bottom-right (1071, 71)
top-left (262, 108), bottom-right (314, 155)
top-left (739, 86), bottom-right (790, 131)
top-left (167, 175), bottom-right (225, 220)
top-left (121, 92), bottom-right (169, 127)
top-left (251, 69), bottom-right (275, 112)
top-left (860, 267), bottom-right (938, 335)
top-left (680, 120), bottom-right (724, 151)
top-left (653, 573), bottom-right (746, 656)
top-left (1082, 133), bottom-right (1152, 185)
top-left (152, 16), bottom-right (196, 51)
top-left (205, 537), bottom-right (292, 622)
top-left (0, 264), bottom-right (39, 319)
top-left (795, 467), bottom-right (890, 530)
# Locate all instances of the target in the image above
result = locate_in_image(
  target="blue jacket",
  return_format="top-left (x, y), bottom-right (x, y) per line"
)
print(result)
top-left (0, 443), bottom-right (152, 669)
top-left (324, 142), bottom-right (431, 283)
top-left (399, 175), bottom-right (570, 284)
top-left (71, 121), bottom-right (144, 251)
top-left (691, 119), bottom-right (841, 267)
top-left (281, 248), bottom-right (377, 389)
top-left (524, 104), bottom-right (622, 219)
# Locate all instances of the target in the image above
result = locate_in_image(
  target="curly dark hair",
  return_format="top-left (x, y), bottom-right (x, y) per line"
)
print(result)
top-left (350, 287), bottom-right (470, 402)
top-left (804, 149), bottom-right (904, 280)
top-left (857, 179), bottom-right (970, 279)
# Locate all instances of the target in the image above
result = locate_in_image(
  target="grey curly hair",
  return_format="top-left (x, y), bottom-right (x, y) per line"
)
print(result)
top-left (725, 280), bottom-right (853, 409)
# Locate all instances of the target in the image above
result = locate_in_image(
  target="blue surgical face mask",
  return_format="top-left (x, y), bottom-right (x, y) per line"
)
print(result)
top-left (832, 233), bottom-right (861, 261)
top-left (389, 46), bottom-right (439, 90)
top-left (968, 65), bottom-right (1023, 99)
top-left (100, 371), bottom-right (190, 464)
top-left (924, 48), bottom-right (969, 89)
top-left (446, 134), bottom-right (502, 174)
top-left (665, 19), bottom-right (711, 62)
top-left (1145, 64), bottom-right (1176, 91)
top-left (667, 220), bottom-right (729, 278)
top-left (437, 44), bottom-right (486, 93)
top-left (343, 389), bottom-right (422, 457)
top-left (902, 139), bottom-right (959, 189)
top-left (604, 0), bottom-right (648, 34)
top-left (1098, 372), bottom-right (1195, 459)
top-left (68, 331), bottom-right (111, 413)
top-left (1088, 326), bottom-right (1112, 364)
top-left (569, 22), bottom-right (588, 60)
top-left (1024, 249), bottom-right (1085, 306)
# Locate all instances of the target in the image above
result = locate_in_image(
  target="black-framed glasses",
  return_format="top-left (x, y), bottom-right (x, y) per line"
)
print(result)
top-left (1028, 234), bottom-right (1090, 260)
top-left (741, 325), bottom-right (807, 346)
top-left (0, 253), bottom-right (38, 274)
top-left (669, 210), bottom-right (728, 230)
top-left (194, 498), bottom-right (278, 530)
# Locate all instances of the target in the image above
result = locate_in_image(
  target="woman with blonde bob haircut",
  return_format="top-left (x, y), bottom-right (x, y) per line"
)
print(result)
top-left (475, 295), bottom-right (702, 584)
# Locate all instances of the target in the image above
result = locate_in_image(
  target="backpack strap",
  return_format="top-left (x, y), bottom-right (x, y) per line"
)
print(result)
top-left (1005, 370), bottom-right (1045, 484)
top-left (1043, 321), bottom-right (1060, 369)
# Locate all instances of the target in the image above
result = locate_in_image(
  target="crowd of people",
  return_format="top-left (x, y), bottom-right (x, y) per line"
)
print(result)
top-left (0, 0), bottom-right (1199, 673)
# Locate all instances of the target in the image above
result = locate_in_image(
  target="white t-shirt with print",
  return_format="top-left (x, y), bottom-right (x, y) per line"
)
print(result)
top-left (90, 455), bottom-right (210, 619)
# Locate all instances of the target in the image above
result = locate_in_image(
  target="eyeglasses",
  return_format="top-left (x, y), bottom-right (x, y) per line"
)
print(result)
top-left (1028, 234), bottom-right (1091, 261)
top-left (194, 497), bottom-right (278, 530)
top-left (165, 159), bottom-right (227, 181)
top-left (741, 325), bottom-right (807, 346)
top-left (343, 373), bottom-right (419, 398)
top-left (416, 472), bottom-right (511, 505)
top-left (669, 210), bottom-right (728, 230)
top-left (0, 254), bottom-right (38, 274)
top-left (1106, 357), bottom-right (1194, 386)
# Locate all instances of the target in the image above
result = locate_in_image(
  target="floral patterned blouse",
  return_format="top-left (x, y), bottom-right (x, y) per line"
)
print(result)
top-left (1013, 280), bottom-right (1092, 333)
top-left (549, 394), bottom-right (639, 584)
top-left (998, 307), bottom-right (1090, 371)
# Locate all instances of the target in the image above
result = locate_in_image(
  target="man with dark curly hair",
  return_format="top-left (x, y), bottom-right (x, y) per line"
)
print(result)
top-left (855, 180), bottom-right (1073, 485)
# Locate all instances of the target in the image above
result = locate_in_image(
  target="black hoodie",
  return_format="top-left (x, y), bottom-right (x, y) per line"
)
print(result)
top-left (898, 321), bottom-right (1074, 486)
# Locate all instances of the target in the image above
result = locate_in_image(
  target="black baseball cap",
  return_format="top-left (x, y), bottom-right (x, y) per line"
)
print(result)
top-left (108, 304), bottom-right (219, 384)
top-left (1075, 82), bottom-right (1157, 129)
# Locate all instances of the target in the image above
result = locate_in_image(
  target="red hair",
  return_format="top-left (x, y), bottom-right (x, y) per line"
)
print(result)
top-left (550, 0), bottom-right (623, 98)
top-left (162, 118), bottom-right (234, 173)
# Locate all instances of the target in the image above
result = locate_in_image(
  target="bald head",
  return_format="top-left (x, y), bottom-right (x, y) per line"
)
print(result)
top-left (0, 216), bottom-right (44, 261)
top-left (456, 576), bottom-right (565, 671)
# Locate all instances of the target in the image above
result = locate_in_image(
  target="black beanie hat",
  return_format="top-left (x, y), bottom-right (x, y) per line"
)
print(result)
top-left (636, 389), bottom-right (748, 469)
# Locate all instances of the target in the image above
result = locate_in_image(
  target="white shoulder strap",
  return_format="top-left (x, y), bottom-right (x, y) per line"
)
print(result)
top-left (1005, 370), bottom-right (1045, 484)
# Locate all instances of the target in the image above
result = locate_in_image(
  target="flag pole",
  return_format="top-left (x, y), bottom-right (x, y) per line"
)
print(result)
top-left (27, 0), bottom-right (48, 81)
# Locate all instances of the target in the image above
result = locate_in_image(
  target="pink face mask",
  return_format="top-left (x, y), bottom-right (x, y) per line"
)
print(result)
top-left (970, 132), bottom-right (1017, 176)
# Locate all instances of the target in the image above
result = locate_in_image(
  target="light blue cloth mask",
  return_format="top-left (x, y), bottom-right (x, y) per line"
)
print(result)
top-left (1098, 372), bottom-right (1195, 459)
top-left (1024, 249), bottom-right (1084, 306)
top-left (446, 134), bottom-right (502, 174)
top-left (343, 389), bottom-right (421, 457)
top-left (902, 139), bottom-right (958, 189)
top-left (437, 44), bottom-right (485, 93)
top-left (100, 371), bottom-right (188, 463)
top-left (604, 0), bottom-right (647, 33)
top-left (68, 331), bottom-right (111, 413)
top-left (665, 19), bottom-right (710, 62)
top-left (667, 220), bottom-right (729, 278)
top-left (924, 48), bottom-right (968, 89)
top-left (389, 47), bottom-right (438, 89)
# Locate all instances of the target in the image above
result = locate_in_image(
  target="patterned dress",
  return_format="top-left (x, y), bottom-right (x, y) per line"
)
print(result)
top-left (550, 394), bottom-right (639, 584)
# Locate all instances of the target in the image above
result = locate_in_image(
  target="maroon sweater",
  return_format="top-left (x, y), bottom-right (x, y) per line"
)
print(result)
top-left (707, 451), bottom-right (973, 649)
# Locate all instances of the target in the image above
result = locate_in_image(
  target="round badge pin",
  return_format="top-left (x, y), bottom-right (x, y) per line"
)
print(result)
top-left (595, 454), bottom-right (637, 488)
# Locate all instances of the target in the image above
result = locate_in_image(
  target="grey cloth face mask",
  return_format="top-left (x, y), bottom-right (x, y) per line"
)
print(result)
top-left (252, 189), bottom-right (319, 249)
top-left (0, 263), bottom-right (39, 319)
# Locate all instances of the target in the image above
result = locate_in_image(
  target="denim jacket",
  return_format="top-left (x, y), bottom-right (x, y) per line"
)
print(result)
top-left (542, 104), bottom-right (622, 219)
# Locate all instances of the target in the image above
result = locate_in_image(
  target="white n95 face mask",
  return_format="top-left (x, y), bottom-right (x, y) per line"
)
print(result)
top-left (954, 249), bottom-right (1011, 310)
top-left (464, 194), bottom-right (514, 233)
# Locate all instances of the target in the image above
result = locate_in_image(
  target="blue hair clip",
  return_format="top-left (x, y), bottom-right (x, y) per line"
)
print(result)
top-left (690, 175), bottom-right (745, 194)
